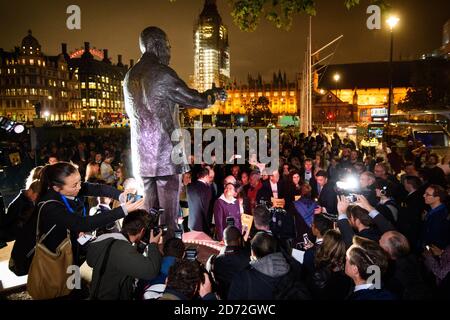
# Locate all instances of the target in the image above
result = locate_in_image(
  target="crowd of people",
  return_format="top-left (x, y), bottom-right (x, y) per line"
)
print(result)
top-left (1, 127), bottom-right (450, 300)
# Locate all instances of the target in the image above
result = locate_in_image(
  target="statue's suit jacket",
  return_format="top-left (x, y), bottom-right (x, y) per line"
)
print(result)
top-left (124, 52), bottom-right (210, 177)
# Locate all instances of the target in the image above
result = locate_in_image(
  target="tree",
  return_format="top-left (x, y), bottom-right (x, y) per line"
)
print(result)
top-left (170, 0), bottom-right (387, 31)
top-left (244, 96), bottom-right (272, 125)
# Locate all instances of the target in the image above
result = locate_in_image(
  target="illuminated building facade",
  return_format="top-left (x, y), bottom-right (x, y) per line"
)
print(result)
top-left (0, 30), bottom-right (79, 121)
top-left (223, 73), bottom-right (298, 116)
top-left (194, 0), bottom-right (230, 93)
top-left (316, 60), bottom-right (449, 123)
top-left (66, 42), bottom-right (129, 121)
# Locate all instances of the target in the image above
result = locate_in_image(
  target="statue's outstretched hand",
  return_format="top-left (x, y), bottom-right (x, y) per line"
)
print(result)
top-left (214, 88), bottom-right (227, 102)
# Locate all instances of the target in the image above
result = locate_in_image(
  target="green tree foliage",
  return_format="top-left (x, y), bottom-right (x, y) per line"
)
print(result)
top-left (170, 0), bottom-right (387, 31)
top-left (245, 96), bottom-right (272, 125)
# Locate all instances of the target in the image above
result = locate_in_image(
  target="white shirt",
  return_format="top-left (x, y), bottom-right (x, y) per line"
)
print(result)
top-left (304, 171), bottom-right (312, 182)
top-left (354, 283), bottom-right (375, 292)
top-left (219, 194), bottom-right (237, 204)
top-left (270, 181), bottom-right (278, 198)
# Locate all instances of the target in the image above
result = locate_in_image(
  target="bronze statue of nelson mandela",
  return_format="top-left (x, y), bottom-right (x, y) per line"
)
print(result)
top-left (123, 26), bottom-right (226, 238)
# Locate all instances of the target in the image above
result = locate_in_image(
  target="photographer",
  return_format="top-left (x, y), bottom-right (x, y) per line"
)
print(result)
top-left (374, 180), bottom-right (399, 225)
top-left (160, 259), bottom-right (216, 300)
top-left (337, 195), bottom-right (395, 248)
top-left (86, 210), bottom-right (162, 300)
top-left (359, 171), bottom-right (378, 207)
top-left (207, 226), bottom-right (250, 300)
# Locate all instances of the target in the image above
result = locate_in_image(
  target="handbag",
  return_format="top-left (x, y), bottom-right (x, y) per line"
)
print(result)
top-left (27, 200), bottom-right (74, 300)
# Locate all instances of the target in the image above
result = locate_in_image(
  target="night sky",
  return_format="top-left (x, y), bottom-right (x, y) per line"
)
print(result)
top-left (0, 0), bottom-right (448, 84)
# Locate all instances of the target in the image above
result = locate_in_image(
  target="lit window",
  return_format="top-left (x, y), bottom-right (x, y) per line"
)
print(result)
top-left (81, 82), bottom-right (86, 89)
top-left (89, 82), bottom-right (96, 89)
top-left (30, 59), bottom-right (34, 65)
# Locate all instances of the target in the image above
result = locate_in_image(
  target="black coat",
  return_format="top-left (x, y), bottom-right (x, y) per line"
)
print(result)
top-left (420, 204), bottom-right (450, 249)
top-left (349, 288), bottom-right (396, 300)
top-left (299, 168), bottom-right (317, 189)
top-left (256, 180), bottom-right (286, 204)
top-left (187, 180), bottom-right (212, 234)
top-left (1, 190), bottom-right (34, 241)
top-left (307, 268), bottom-right (353, 300)
top-left (384, 254), bottom-right (432, 300)
top-left (212, 246), bottom-right (250, 300)
top-left (398, 190), bottom-right (425, 251)
top-left (39, 183), bottom-right (124, 265)
top-left (316, 183), bottom-right (338, 215)
top-left (228, 265), bottom-right (284, 300)
top-left (337, 212), bottom-right (395, 248)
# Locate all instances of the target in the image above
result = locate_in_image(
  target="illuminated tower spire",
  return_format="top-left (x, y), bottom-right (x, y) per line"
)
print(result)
top-left (194, 0), bottom-right (230, 92)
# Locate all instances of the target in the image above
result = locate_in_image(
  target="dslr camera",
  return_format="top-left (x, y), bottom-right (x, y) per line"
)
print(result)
top-left (136, 208), bottom-right (168, 254)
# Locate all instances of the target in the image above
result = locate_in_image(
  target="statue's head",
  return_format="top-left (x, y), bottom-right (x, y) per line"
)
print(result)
top-left (139, 26), bottom-right (171, 65)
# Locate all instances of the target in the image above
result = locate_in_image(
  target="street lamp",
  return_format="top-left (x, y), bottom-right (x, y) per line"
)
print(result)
top-left (386, 15), bottom-right (399, 129)
top-left (333, 73), bottom-right (340, 131)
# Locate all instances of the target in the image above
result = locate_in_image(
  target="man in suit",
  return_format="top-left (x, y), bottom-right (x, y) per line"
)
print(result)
top-left (256, 169), bottom-right (286, 206)
top-left (346, 236), bottom-right (396, 300)
top-left (187, 167), bottom-right (213, 235)
top-left (398, 176), bottom-right (425, 251)
top-left (299, 158), bottom-right (316, 187)
top-left (314, 170), bottom-right (338, 216)
top-left (337, 195), bottom-right (395, 248)
top-left (421, 184), bottom-right (450, 250)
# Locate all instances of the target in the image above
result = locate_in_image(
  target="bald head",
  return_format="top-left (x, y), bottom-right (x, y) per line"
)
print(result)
top-left (224, 175), bottom-right (237, 186)
top-left (379, 231), bottom-right (410, 260)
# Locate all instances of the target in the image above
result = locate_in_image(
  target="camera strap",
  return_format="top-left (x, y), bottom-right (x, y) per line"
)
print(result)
top-left (91, 239), bottom-right (117, 300)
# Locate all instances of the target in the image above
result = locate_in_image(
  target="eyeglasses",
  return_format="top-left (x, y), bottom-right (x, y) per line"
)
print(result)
top-left (424, 193), bottom-right (435, 197)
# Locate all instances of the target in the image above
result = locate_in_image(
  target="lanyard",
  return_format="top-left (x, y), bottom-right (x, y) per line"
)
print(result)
top-left (60, 194), bottom-right (86, 217)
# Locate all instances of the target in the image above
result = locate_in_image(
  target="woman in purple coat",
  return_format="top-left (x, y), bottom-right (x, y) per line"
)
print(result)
top-left (213, 183), bottom-right (242, 241)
